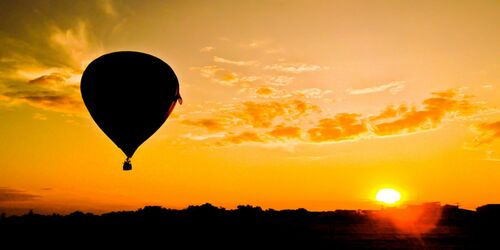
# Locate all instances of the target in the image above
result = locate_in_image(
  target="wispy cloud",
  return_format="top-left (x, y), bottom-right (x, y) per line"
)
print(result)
top-left (347, 81), bottom-right (405, 95)
top-left (181, 118), bottom-right (227, 132)
top-left (100, 0), bottom-right (117, 17)
top-left (33, 113), bottom-right (48, 120)
top-left (49, 21), bottom-right (102, 69)
top-left (264, 63), bottom-right (328, 73)
top-left (200, 46), bottom-right (215, 52)
top-left (28, 72), bottom-right (71, 86)
top-left (221, 131), bottom-right (265, 144)
top-left (183, 132), bottom-right (226, 141)
top-left (0, 20), bottom-right (102, 114)
top-left (294, 88), bottom-right (333, 99)
top-left (192, 65), bottom-right (259, 86)
top-left (266, 75), bottom-right (295, 86)
top-left (0, 188), bottom-right (40, 202)
top-left (248, 40), bottom-right (267, 48)
top-left (213, 56), bottom-right (256, 66)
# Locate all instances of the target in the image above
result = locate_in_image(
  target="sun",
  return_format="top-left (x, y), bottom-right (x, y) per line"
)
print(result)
top-left (376, 188), bottom-right (401, 205)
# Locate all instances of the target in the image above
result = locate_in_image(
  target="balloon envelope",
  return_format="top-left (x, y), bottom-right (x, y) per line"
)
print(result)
top-left (81, 51), bottom-right (181, 161)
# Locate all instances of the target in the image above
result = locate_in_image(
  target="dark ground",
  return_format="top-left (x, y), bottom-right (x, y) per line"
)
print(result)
top-left (1, 203), bottom-right (499, 249)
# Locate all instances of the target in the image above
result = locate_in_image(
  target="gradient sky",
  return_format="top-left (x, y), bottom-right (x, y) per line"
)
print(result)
top-left (0, 0), bottom-right (499, 214)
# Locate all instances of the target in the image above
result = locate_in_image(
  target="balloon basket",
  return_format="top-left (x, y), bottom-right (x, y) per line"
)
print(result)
top-left (123, 158), bottom-right (132, 171)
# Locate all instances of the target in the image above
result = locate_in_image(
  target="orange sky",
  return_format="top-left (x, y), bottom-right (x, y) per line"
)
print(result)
top-left (0, 0), bottom-right (499, 214)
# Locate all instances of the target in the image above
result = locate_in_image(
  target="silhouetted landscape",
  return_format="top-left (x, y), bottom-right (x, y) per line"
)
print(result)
top-left (2, 203), bottom-right (500, 249)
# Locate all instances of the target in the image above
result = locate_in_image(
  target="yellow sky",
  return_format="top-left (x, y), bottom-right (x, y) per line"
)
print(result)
top-left (0, 0), bottom-right (499, 214)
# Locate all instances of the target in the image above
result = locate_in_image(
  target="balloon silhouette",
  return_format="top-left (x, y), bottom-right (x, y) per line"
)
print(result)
top-left (81, 51), bottom-right (182, 171)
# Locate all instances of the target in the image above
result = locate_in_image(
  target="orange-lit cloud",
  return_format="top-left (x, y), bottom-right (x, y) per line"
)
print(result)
top-left (372, 90), bottom-right (477, 136)
top-left (182, 89), bottom-right (480, 146)
top-left (268, 124), bottom-right (302, 139)
top-left (255, 87), bottom-right (274, 95)
top-left (308, 114), bottom-right (368, 142)
top-left (235, 100), bottom-right (319, 128)
top-left (182, 118), bottom-right (227, 132)
top-left (221, 131), bottom-right (264, 144)
top-left (472, 121), bottom-right (500, 146)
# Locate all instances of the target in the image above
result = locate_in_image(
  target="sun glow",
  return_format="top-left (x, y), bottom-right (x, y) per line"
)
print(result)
top-left (376, 188), bottom-right (401, 205)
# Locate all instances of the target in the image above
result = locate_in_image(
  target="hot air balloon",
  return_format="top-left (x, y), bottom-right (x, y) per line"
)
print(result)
top-left (81, 51), bottom-right (182, 171)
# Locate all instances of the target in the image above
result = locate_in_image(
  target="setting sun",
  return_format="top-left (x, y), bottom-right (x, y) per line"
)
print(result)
top-left (376, 188), bottom-right (401, 205)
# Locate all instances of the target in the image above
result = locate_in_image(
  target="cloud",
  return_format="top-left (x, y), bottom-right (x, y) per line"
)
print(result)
top-left (308, 114), bottom-right (368, 142)
top-left (264, 63), bottom-right (328, 73)
top-left (183, 132), bottom-right (226, 141)
top-left (0, 20), bottom-right (101, 114)
top-left (240, 86), bottom-right (333, 101)
top-left (268, 124), bottom-right (302, 139)
top-left (28, 72), bottom-right (71, 86)
top-left (182, 118), bottom-right (227, 132)
top-left (192, 65), bottom-right (258, 86)
top-left (369, 105), bottom-right (408, 122)
top-left (248, 40), bottom-right (267, 48)
top-left (2, 89), bottom-right (83, 112)
top-left (213, 56), bottom-right (256, 66)
top-left (235, 99), bottom-right (319, 128)
top-left (185, 89), bottom-right (480, 146)
top-left (49, 21), bottom-right (102, 69)
top-left (0, 188), bottom-right (40, 202)
top-left (200, 46), bottom-right (215, 52)
top-left (181, 98), bottom-right (319, 145)
top-left (238, 86), bottom-right (292, 99)
top-left (347, 81), bottom-right (405, 95)
top-left (294, 88), bottom-right (333, 99)
top-left (221, 131), bottom-right (264, 144)
top-left (100, 0), bottom-right (117, 17)
top-left (33, 113), bottom-right (48, 121)
top-left (265, 75), bottom-right (294, 86)
top-left (372, 90), bottom-right (477, 136)
top-left (472, 121), bottom-right (500, 146)
top-left (255, 87), bottom-right (274, 95)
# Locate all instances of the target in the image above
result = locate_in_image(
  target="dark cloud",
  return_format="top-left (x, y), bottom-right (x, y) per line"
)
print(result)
top-left (0, 187), bottom-right (40, 202)
top-left (29, 72), bottom-right (70, 86)
top-left (0, 0), bottom-right (134, 113)
top-left (3, 88), bottom-right (83, 111)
